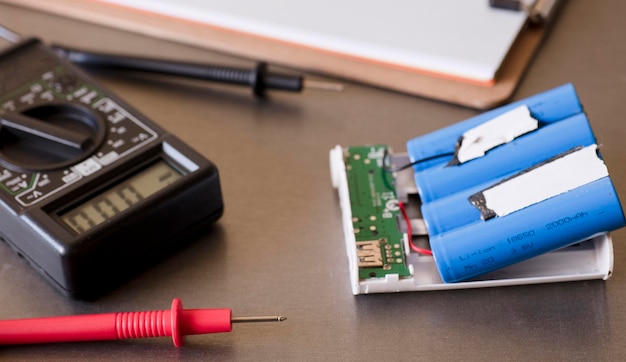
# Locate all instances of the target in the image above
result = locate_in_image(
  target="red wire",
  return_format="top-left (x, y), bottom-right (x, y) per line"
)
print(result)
top-left (398, 201), bottom-right (433, 256)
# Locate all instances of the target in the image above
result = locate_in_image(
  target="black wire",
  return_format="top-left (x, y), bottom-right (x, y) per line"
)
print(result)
top-left (383, 148), bottom-right (454, 173)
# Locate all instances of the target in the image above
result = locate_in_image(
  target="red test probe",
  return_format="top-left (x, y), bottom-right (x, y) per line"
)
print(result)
top-left (0, 298), bottom-right (286, 347)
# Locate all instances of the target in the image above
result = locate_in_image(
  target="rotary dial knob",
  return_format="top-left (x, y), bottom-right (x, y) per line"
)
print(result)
top-left (0, 103), bottom-right (105, 171)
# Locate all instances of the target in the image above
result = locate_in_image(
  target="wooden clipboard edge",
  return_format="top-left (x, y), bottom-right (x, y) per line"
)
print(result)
top-left (1, 0), bottom-right (547, 109)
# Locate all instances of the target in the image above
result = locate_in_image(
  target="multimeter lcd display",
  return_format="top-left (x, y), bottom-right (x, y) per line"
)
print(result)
top-left (60, 161), bottom-right (182, 234)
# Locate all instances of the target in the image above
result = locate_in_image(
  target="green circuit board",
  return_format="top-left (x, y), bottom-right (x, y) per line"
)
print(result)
top-left (344, 145), bottom-right (411, 280)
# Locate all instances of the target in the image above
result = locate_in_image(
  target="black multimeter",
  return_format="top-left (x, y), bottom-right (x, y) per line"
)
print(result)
top-left (0, 38), bottom-right (223, 298)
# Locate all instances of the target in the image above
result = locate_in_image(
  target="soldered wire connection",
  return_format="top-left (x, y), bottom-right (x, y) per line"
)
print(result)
top-left (382, 148), bottom-right (454, 173)
top-left (382, 148), bottom-right (449, 255)
top-left (398, 201), bottom-right (433, 255)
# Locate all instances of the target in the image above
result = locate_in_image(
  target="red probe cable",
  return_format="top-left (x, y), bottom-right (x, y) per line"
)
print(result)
top-left (0, 298), bottom-right (285, 347)
top-left (398, 201), bottom-right (433, 256)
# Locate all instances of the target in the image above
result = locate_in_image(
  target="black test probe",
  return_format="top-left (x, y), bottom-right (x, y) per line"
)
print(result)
top-left (51, 45), bottom-right (343, 97)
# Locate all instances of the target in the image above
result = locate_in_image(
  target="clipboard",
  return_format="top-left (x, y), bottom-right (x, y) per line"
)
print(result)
top-left (0, 0), bottom-right (559, 109)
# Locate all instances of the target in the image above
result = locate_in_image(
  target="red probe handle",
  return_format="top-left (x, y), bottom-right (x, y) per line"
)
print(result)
top-left (0, 299), bottom-right (232, 347)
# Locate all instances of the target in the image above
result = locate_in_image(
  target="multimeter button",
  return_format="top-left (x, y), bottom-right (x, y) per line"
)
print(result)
top-left (62, 172), bottom-right (81, 183)
top-left (50, 72), bottom-right (79, 93)
top-left (73, 158), bottom-right (102, 176)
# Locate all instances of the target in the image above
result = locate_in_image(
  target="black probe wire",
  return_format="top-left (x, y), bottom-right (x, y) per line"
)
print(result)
top-left (51, 45), bottom-right (343, 97)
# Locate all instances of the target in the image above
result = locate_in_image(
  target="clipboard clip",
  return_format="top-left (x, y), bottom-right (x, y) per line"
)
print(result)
top-left (489, 0), bottom-right (562, 25)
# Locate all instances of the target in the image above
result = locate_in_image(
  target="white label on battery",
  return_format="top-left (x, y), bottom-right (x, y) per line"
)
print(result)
top-left (455, 105), bottom-right (538, 164)
top-left (473, 145), bottom-right (608, 218)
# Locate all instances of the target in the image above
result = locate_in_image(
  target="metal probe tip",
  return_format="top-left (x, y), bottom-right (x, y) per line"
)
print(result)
top-left (303, 80), bottom-right (344, 92)
top-left (232, 316), bottom-right (287, 323)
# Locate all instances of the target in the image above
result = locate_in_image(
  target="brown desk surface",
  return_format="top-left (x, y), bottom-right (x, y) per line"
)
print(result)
top-left (1, 1), bottom-right (626, 360)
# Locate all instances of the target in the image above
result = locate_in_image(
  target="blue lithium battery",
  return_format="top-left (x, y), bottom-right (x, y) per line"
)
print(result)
top-left (420, 113), bottom-right (596, 235)
top-left (430, 176), bottom-right (625, 283)
top-left (413, 113), bottom-right (595, 203)
top-left (423, 143), bottom-right (624, 282)
top-left (406, 84), bottom-right (582, 170)
top-left (406, 84), bottom-right (588, 203)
